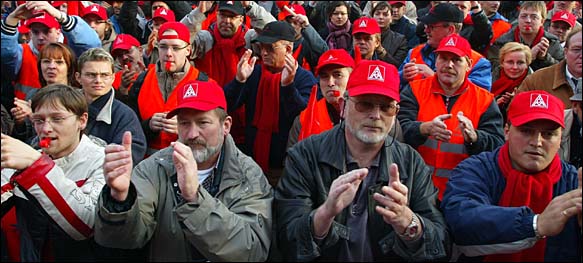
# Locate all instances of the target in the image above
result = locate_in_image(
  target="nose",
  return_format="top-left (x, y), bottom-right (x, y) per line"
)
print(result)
top-left (325, 76), bottom-right (335, 87)
top-left (529, 131), bottom-right (544, 147)
top-left (38, 121), bottom-right (54, 134)
top-left (185, 125), bottom-right (200, 140)
top-left (368, 105), bottom-right (382, 120)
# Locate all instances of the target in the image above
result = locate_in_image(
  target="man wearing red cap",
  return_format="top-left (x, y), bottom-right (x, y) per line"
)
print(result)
top-left (442, 90), bottom-right (582, 262)
top-left (398, 34), bottom-right (504, 200)
top-left (352, 17), bottom-right (390, 62)
top-left (126, 22), bottom-right (214, 156)
top-left (96, 80), bottom-right (273, 262)
top-left (275, 60), bottom-right (447, 261)
top-left (544, 0), bottom-right (581, 32)
top-left (548, 10), bottom-right (577, 47)
top-left (110, 34), bottom-right (146, 95)
top-left (1, 1), bottom-right (100, 101)
top-left (81, 3), bottom-right (117, 52)
top-left (144, 7), bottom-right (175, 66)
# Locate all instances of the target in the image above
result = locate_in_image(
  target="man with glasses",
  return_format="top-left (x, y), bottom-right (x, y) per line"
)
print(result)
top-left (398, 34), bottom-right (504, 201)
top-left (1, 84), bottom-right (105, 261)
top-left (225, 21), bottom-right (317, 186)
top-left (275, 59), bottom-right (448, 261)
top-left (76, 47), bottom-right (146, 165)
top-left (489, 1), bottom-right (565, 72)
top-left (126, 21), bottom-right (213, 156)
top-left (399, 3), bottom-right (492, 91)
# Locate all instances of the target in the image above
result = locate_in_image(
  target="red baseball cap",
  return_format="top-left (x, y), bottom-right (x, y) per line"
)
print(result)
top-left (315, 49), bottom-right (355, 76)
top-left (111, 34), bottom-right (141, 54)
top-left (508, 91), bottom-right (565, 128)
top-left (26, 12), bottom-right (60, 29)
top-left (153, 7), bottom-right (176, 23)
top-left (435, 33), bottom-right (471, 57)
top-left (158, 22), bottom-right (190, 44)
top-left (346, 60), bottom-right (400, 102)
top-left (82, 4), bottom-right (108, 21)
top-left (166, 80), bottom-right (227, 118)
top-left (389, 1), bottom-right (406, 6)
top-left (50, 1), bottom-right (66, 8)
top-left (551, 10), bottom-right (576, 28)
top-left (352, 17), bottom-right (381, 35)
top-left (278, 4), bottom-right (306, 21)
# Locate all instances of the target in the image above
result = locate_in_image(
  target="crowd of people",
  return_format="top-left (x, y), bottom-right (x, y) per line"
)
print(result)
top-left (0, 1), bottom-right (581, 262)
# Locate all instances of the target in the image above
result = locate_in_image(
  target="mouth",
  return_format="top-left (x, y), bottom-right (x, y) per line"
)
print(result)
top-left (525, 151), bottom-right (544, 157)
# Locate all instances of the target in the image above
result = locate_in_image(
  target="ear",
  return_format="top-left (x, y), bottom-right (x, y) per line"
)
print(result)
top-left (75, 72), bottom-right (81, 84)
top-left (503, 123), bottom-right (510, 141)
top-left (223, 116), bottom-right (232, 135)
top-left (466, 57), bottom-right (473, 72)
top-left (78, 112), bottom-right (88, 131)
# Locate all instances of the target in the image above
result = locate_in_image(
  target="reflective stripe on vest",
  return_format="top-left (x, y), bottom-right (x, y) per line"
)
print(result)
top-left (15, 44), bottom-right (42, 100)
top-left (411, 76), bottom-right (493, 199)
top-left (138, 64), bottom-right (201, 153)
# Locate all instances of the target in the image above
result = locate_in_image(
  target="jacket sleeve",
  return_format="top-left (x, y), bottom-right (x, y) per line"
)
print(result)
top-left (301, 25), bottom-right (329, 70)
top-left (286, 115), bottom-right (301, 151)
top-left (467, 100), bottom-right (505, 155)
top-left (468, 57), bottom-right (492, 91)
top-left (180, 6), bottom-right (214, 60)
top-left (60, 15), bottom-right (102, 57)
top-left (1, 21), bottom-right (23, 78)
top-left (381, 34), bottom-right (408, 67)
top-left (280, 68), bottom-right (316, 119)
top-left (468, 10), bottom-right (492, 54)
top-left (14, 154), bottom-right (105, 241)
top-left (118, 1), bottom-right (144, 44)
top-left (441, 154), bottom-right (540, 256)
top-left (246, 1), bottom-right (276, 30)
top-left (175, 157), bottom-right (273, 262)
top-left (397, 85), bottom-right (428, 148)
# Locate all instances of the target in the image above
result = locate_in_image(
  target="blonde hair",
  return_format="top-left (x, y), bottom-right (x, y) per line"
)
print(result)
top-left (520, 1), bottom-right (547, 21)
top-left (499, 42), bottom-right (532, 65)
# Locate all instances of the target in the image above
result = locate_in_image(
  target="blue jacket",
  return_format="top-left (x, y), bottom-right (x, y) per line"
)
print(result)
top-left (390, 17), bottom-right (419, 49)
top-left (398, 44), bottom-right (492, 91)
top-left (86, 89), bottom-right (146, 165)
top-left (441, 147), bottom-right (581, 261)
top-left (224, 65), bottom-right (317, 168)
top-left (1, 15), bottom-right (101, 79)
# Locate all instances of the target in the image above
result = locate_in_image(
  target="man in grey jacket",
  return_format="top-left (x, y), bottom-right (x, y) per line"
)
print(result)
top-left (95, 80), bottom-right (273, 261)
top-left (275, 60), bottom-right (449, 261)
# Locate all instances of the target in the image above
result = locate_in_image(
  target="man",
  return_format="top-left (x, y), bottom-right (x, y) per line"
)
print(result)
top-left (81, 3), bottom-right (117, 52)
top-left (144, 7), bottom-right (175, 66)
top-left (544, 0), bottom-right (581, 32)
top-left (110, 33), bottom-right (146, 96)
top-left (450, 1), bottom-right (493, 55)
top-left (275, 59), bottom-right (448, 261)
top-left (287, 49), bottom-right (354, 149)
top-left (352, 16), bottom-right (396, 64)
top-left (75, 47), bottom-right (146, 164)
top-left (370, 1), bottom-right (409, 68)
top-left (489, 1), bottom-right (564, 73)
top-left (441, 90), bottom-right (582, 262)
top-left (566, 90), bottom-right (582, 167)
top-left (94, 80), bottom-right (273, 262)
top-left (1, 84), bottom-right (105, 261)
top-left (224, 21), bottom-right (317, 186)
top-left (481, 1), bottom-right (512, 47)
top-left (389, 1), bottom-right (419, 49)
top-left (548, 10), bottom-right (577, 47)
top-left (1, 1), bottom-right (100, 101)
top-left (399, 3), bottom-right (492, 91)
top-left (127, 21), bottom-right (212, 156)
top-left (398, 34), bottom-right (505, 200)
top-left (518, 28), bottom-right (581, 109)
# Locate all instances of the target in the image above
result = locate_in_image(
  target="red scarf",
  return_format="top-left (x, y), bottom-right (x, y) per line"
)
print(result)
top-left (204, 25), bottom-right (247, 86)
top-left (491, 69), bottom-right (528, 97)
top-left (463, 14), bottom-right (473, 25)
top-left (484, 143), bottom-right (562, 262)
top-left (514, 26), bottom-right (545, 47)
top-left (252, 66), bottom-right (281, 172)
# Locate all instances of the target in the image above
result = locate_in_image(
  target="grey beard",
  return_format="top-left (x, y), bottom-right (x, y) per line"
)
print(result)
top-left (345, 117), bottom-right (388, 144)
top-left (192, 143), bottom-right (221, 163)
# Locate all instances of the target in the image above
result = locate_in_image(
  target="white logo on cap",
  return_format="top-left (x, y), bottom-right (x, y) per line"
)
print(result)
top-left (160, 8), bottom-right (167, 15)
top-left (368, 65), bottom-right (385, 81)
top-left (359, 19), bottom-right (367, 28)
top-left (91, 5), bottom-right (99, 12)
top-left (530, 94), bottom-right (549, 109)
top-left (561, 13), bottom-right (569, 19)
top-left (115, 37), bottom-right (123, 44)
top-left (226, 1), bottom-right (234, 5)
top-left (183, 84), bottom-right (198, 98)
top-left (445, 37), bottom-right (456, 47)
top-left (327, 55), bottom-right (335, 61)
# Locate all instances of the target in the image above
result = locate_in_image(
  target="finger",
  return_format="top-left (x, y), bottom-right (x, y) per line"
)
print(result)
top-left (410, 58), bottom-right (416, 64)
top-left (103, 157), bottom-right (131, 174)
top-left (388, 163), bottom-right (400, 186)
top-left (283, 4), bottom-right (298, 16)
top-left (439, 113), bottom-right (453, 121)
top-left (122, 131), bottom-right (132, 152)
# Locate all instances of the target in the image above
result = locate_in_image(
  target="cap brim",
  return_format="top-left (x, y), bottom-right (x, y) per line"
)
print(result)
top-left (166, 102), bottom-right (220, 119)
top-left (510, 112), bottom-right (565, 128)
top-left (252, 35), bottom-right (280, 44)
top-left (420, 14), bottom-right (439, 25)
top-left (349, 85), bottom-right (400, 102)
top-left (552, 19), bottom-right (574, 28)
top-left (218, 7), bottom-right (243, 15)
top-left (435, 48), bottom-right (466, 58)
top-left (315, 61), bottom-right (353, 76)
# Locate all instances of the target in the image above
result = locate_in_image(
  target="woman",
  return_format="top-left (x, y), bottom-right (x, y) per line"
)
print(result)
top-left (491, 42), bottom-right (532, 123)
top-left (370, 1), bottom-right (408, 67)
top-left (319, 1), bottom-right (353, 50)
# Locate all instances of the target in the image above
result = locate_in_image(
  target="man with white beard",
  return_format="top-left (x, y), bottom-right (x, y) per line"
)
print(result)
top-left (94, 80), bottom-right (273, 262)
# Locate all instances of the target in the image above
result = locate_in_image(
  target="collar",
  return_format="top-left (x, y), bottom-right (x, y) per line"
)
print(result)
top-left (565, 63), bottom-right (581, 88)
top-left (346, 145), bottom-right (381, 168)
top-left (89, 88), bottom-right (115, 125)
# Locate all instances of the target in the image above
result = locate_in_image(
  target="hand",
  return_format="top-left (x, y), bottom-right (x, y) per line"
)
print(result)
top-left (147, 29), bottom-right (158, 56)
top-left (172, 141), bottom-right (199, 202)
top-left (470, 1), bottom-right (481, 12)
top-left (1, 133), bottom-right (42, 170)
top-left (416, 63), bottom-right (435, 78)
top-left (161, 115), bottom-right (177, 134)
top-left (457, 111), bottom-right (477, 144)
top-left (376, 45), bottom-right (387, 58)
top-left (421, 113), bottom-right (453, 142)
top-left (403, 59), bottom-right (434, 81)
top-left (119, 65), bottom-right (137, 95)
top-left (284, 5), bottom-right (310, 28)
top-left (103, 131), bottom-right (133, 201)
top-left (373, 163), bottom-right (414, 234)
top-left (241, 1), bottom-right (252, 8)
top-left (531, 37), bottom-right (549, 60)
top-left (537, 185), bottom-right (582, 237)
top-left (236, 49), bottom-right (257, 83)
top-left (281, 53), bottom-right (298, 86)
top-left (197, 1), bottom-right (214, 13)
top-left (24, 1), bottom-right (61, 21)
top-left (496, 91), bottom-right (515, 106)
top-left (10, 98), bottom-right (32, 125)
top-left (149, 112), bottom-right (168, 133)
top-left (5, 3), bottom-right (39, 26)
top-left (321, 168), bottom-right (368, 219)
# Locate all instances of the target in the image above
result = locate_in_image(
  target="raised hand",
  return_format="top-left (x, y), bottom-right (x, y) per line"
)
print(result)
top-left (11, 98), bottom-right (32, 125)
top-left (172, 141), bottom-right (199, 202)
top-left (422, 113), bottom-right (453, 142)
top-left (103, 131), bottom-right (133, 201)
top-left (236, 49), bottom-right (257, 83)
top-left (322, 168), bottom-right (368, 219)
top-left (457, 111), bottom-right (477, 144)
top-left (149, 112), bottom-right (169, 133)
top-left (161, 115), bottom-right (177, 134)
top-left (1, 133), bottom-right (41, 170)
top-left (373, 163), bottom-right (413, 234)
top-left (281, 53), bottom-right (298, 86)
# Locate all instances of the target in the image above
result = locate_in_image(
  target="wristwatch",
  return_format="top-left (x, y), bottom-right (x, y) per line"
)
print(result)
top-left (398, 213), bottom-right (420, 239)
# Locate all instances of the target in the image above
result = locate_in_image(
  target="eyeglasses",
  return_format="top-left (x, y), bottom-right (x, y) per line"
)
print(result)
top-left (32, 114), bottom-right (76, 127)
top-left (217, 12), bottom-right (243, 20)
top-left (259, 43), bottom-right (286, 53)
top-left (518, 14), bottom-right (541, 21)
top-left (349, 98), bottom-right (399, 115)
top-left (332, 12), bottom-right (348, 16)
top-left (158, 45), bottom-right (189, 53)
top-left (424, 24), bottom-right (449, 31)
top-left (82, 72), bottom-right (113, 80)
top-left (566, 47), bottom-right (582, 55)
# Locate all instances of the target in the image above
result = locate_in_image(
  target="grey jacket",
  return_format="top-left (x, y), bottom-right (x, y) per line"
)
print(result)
top-left (275, 124), bottom-right (449, 261)
top-left (95, 134), bottom-right (273, 261)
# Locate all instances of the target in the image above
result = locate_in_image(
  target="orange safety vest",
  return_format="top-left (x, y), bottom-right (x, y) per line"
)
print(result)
top-left (298, 96), bottom-right (333, 141)
top-left (112, 70), bottom-right (136, 92)
top-left (490, 19), bottom-right (512, 46)
top-left (411, 77), bottom-right (493, 200)
top-left (137, 64), bottom-right (201, 155)
top-left (15, 44), bottom-right (42, 100)
top-left (409, 44), bottom-right (485, 82)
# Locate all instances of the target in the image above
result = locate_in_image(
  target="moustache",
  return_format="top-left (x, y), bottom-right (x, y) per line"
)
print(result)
top-left (185, 139), bottom-right (206, 147)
